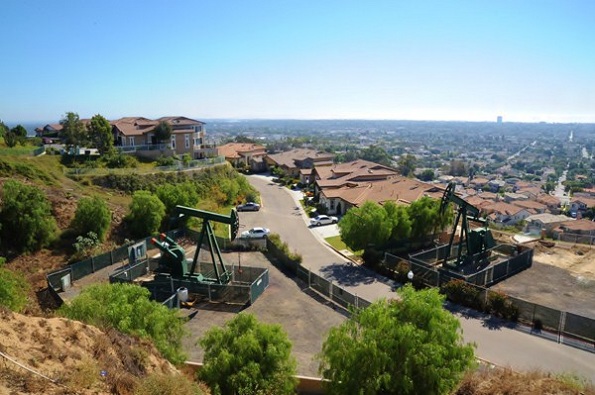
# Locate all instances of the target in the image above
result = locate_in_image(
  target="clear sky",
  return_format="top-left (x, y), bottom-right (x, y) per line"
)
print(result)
top-left (1, 0), bottom-right (594, 124)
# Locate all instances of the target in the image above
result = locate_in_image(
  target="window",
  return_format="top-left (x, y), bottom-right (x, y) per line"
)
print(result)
top-left (171, 135), bottom-right (176, 149)
top-left (195, 125), bottom-right (202, 133)
top-left (128, 137), bottom-right (135, 146)
top-left (185, 134), bottom-right (190, 148)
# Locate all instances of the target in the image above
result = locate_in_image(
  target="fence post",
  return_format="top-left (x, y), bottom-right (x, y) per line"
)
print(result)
top-left (308, 267), bottom-right (311, 288)
top-left (558, 311), bottom-right (566, 344)
top-left (329, 281), bottom-right (333, 300)
top-left (91, 256), bottom-right (96, 273)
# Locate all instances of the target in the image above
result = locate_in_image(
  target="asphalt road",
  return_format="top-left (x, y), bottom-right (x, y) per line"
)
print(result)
top-left (245, 174), bottom-right (595, 382)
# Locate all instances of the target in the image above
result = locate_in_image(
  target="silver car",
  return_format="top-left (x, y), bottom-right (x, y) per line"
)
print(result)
top-left (236, 202), bottom-right (261, 212)
top-left (310, 215), bottom-right (338, 227)
top-left (240, 227), bottom-right (270, 239)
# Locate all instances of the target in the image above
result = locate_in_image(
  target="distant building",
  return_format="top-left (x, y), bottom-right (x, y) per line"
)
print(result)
top-left (497, 116), bottom-right (503, 124)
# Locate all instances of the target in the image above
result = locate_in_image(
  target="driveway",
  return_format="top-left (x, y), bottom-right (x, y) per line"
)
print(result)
top-left (242, 175), bottom-right (396, 302)
top-left (246, 174), bottom-right (595, 382)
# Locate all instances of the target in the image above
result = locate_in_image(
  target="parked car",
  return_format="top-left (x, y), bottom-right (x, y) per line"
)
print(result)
top-left (236, 202), bottom-right (261, 212)
top-left (240, 227), bottom-right (270, 239)
top-left (309, 215), bottom-right (338, 227)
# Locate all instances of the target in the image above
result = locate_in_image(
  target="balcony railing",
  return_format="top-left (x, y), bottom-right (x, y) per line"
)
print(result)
top-left (116, 143), bottom-right (171, 153)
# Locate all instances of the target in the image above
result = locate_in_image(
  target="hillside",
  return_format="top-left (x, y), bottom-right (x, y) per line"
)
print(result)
top-left (0, 308), bottom-right (182, 395)
top-left (1, 152), bottom-right (594, 394)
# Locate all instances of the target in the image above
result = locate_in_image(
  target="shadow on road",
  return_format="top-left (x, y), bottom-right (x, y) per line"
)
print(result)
top-left (445, 302), bottom-right (518, 331)
top-left (319, 262), bottom-right (378, 287)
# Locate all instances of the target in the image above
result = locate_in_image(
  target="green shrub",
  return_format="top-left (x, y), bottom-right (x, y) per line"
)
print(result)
top-left (441, 279), bottom-right (482, 309)
top-left (319, 286), bottom-right (476, 394)
top-left (0, 258), bottom-right (30, 312)
top-left (0, 180), bottom-right (58, 253)
top-left (71, 232), bottom-right (101, 261)
top-left (71, 196), bottom-right (111, 242)
top-left (102, 151), bottom-right (139, 168)
top-left (199, 313), bottom-right (297, 395)
top-left (59, 283), bottom-right (187, 364)
top-left (267, 233), bottom-right (302, 266)
top-left (125, 191), bottom-right (166, 238)
top-left (156, 155), bottom-right (176, 167)
top-left (486, 290), bottom-right (518, 320)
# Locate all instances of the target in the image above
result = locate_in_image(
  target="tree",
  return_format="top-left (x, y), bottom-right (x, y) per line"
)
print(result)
top-left (59, 283), bottom-right (187, 364)
top-left (88, 114), bottom-right (114, 154)
top-left (360, 145), bottom-right (393, 167)
top-left (155, 182), bottom-right (199, 217)
top-left (125, 190), bottom-right (166, 238)
top-left (417, 169), bottom-right (435, 182)
top-left (61, 112), bottom-right (88, 150)
top-left (318, 285), bottom-right (476, 395)
top-left (71, 196), bottom-right (111, 242)
top-left (398, 154), bottom-right (417, 177)
top-left (449, 160), bottom-right (467, 176)
top-left (338, 201), bottom-right (391, 251)
top-left (383, 201), bottom-right (412, 245)
top-left (0, 258), bottom-right (30, 312)
top-left (3, 130), bottom-right (18, 147)
top-left (407, 196), bottom-right (443, 242)
top-left (10, 125), bottom-right (28, 146)
top-left (0, 180), bottom-right (57, 253)
top-left (153, 121), bottom-right (172, 143)
top-left (199, 313), bottom-right (297, 395)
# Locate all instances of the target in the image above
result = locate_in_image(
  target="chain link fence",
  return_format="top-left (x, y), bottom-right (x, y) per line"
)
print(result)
top-left (384, 250), bottom-right (595, 351)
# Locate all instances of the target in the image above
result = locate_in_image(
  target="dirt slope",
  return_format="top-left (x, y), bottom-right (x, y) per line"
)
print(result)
top-left (0, 308), bottom-right (178, 395)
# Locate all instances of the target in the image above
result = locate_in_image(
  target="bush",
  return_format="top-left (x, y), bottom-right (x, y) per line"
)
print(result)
top-left (199, 313), bottom-right (297, 395)
top-left (71, 196), bottom-right (111, 242)
top-left (486, 290), bottom-right (518, 320)
top-left (0, 180), bottom-right (58, 253)
top-left (125, 191), bottom-right (166, 238)
top-left (0, 258), bottom-right (30, 312)
top-left (441, 279), bottom-right (483, 309)
top-left (267, 233), bottom-right (302, 266)
top-left (71, 232), bottom-right (101, 261)
top-left (102, 151), bottom-right (139, 168)
top-left (59, 283), bottom-right (187, 364)
top-left (319, 285), bottom-right (476, 394)
top-left (156, 155), bottom-right (176, 167)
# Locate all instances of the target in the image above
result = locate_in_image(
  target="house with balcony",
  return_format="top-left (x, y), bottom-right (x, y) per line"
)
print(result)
top-left (217, 142), bottom-right (267, 172)
top-left (112, 116), bottom-right (213, 159)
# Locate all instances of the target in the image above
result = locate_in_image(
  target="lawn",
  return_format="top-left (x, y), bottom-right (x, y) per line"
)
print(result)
top-left (325, 235), bottom-right (363, 257)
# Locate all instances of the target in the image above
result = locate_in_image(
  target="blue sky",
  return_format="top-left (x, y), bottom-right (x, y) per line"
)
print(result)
top-left (1, 0), bottom-right (594, 124)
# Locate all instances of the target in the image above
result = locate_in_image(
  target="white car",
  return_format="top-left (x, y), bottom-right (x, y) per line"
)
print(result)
top-left (310, 215), bottom-right (338, 227)
top-left (240, 227), bottom-right (270, 239)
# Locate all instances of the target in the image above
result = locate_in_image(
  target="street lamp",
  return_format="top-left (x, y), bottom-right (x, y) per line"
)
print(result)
top-left (407, 270), bottom-right (414, 281)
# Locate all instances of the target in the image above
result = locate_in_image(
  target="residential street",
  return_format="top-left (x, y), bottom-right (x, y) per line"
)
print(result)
top-left (244, 174), bottom-right (595, 382)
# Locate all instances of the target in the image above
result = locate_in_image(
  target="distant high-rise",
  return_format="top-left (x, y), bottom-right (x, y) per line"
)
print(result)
top-left (497, 116), bottom-right (503, 124)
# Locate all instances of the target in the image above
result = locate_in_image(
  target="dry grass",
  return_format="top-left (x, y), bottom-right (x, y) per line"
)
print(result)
top-left (455, 367), bottom-right (595, 395)
top-left (133, 373), bottom-right (208, 395)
